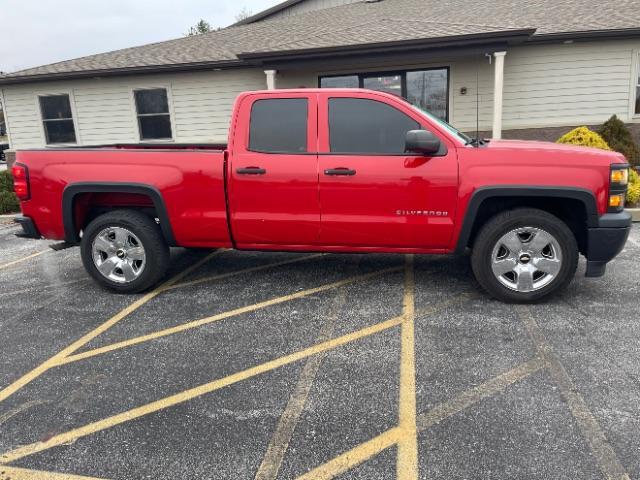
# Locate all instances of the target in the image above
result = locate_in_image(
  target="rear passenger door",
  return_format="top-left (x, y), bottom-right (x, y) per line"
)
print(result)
top-left (228, 93), bottom-right (320, 247)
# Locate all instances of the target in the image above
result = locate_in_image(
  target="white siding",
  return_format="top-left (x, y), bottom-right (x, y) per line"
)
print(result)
top-left (263, 0), bottom-right (360, 20)
top-left (1, 69), bottom-right (266, 149)
top-left (502, 41), bottom-right (639, 128)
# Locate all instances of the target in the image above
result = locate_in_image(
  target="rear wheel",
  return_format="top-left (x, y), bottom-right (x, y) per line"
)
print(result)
top-left (81, 210), bottom-right (170, 293)
top-left (471, 208), bottom-right (578, 303)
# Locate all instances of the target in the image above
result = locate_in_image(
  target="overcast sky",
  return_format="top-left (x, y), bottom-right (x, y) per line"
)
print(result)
top-left (0, 0), bottom-right (280, 73)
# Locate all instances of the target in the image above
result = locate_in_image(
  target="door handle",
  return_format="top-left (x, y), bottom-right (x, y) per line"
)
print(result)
top-left (324, 168), bottom-right (356, 176)
top-left (236, 167), bottom-right (266, 175)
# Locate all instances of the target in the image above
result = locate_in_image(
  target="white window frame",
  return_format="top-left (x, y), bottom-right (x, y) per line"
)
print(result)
top-left (631, 49), bottom-right (640, 120)
top-left (36, 91), bottom-right (81, 146)
top-left (130, 86), bottom-right (176, 142)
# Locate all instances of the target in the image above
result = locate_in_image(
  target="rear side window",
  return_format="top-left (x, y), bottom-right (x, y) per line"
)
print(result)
top-left (329, 98), bottom-right (420, 154)
top-left (249, 99), bottom-right (308, 153)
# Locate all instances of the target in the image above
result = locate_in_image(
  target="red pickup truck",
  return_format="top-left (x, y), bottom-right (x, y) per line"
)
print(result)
top-left (12, 88), bottom-right (631, 302)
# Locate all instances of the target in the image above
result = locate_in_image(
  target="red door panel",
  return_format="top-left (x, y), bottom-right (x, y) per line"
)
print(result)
top-left (317, 92), bottom-right (458, 249)
top-left (228, 93), bottom-right (320, 246)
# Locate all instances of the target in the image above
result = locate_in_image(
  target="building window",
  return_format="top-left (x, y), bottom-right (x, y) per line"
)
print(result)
top-left (320, 68), bottom-right (449, 121)
top-left (249, 98), bottom-right (308, 153)
top-left (328, 98), bottom-right (420, 154)
top-left (39, 94), bottom-right (76, 144)
top-left (134, 88), bottom-right (173, 140)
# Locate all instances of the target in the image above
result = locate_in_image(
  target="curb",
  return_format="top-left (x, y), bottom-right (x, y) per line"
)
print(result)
top-left (627, 208), bottom-right (640, 222)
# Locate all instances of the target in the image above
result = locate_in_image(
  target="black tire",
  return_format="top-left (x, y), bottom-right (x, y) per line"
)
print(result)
top-left (470, 208), bottom-right (579, 303)
top-left (81, 209), bottom-right (170, 293)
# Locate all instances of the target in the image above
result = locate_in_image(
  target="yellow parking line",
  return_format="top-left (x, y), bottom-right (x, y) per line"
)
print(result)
top-left (256, 289), bottom-right (349, 480)
top-left (57, 266), bottom-right (403, 366)
top-left (0, 251), bottom-right (221, 405)
top-left (516, 305), bottom-right (631, 480)
top-left (296, 428), bottom-right (403, 480)
top-left (0, 316), bottom-right (404, 465)
top-left (0, 466), bottom-right (108, 480)
top-left (416, 357), bottom-right (545, 431)
top-left (165, 253), bottom-right (325, 291)
top-left (297, 358), bottom-right (543, 479)
top-left (0, 250), bottom-right (47, 270)
top-left (397, 255), bottom-right (418, 480)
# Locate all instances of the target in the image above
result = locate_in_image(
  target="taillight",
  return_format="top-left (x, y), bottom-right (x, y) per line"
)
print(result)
top-left (11, 163), bottom-right (30, 201)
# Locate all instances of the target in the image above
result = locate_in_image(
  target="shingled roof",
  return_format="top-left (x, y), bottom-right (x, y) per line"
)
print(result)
top-left (1, 0), bottom-right (639, 84)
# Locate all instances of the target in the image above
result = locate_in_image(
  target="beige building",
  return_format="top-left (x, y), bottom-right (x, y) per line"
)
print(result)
top-left (1, 0), bottom-right (640, 164)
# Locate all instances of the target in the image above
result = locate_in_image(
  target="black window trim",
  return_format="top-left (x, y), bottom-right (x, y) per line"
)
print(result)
top-left (38, 93), bottom-right (78, 145)
top-left (132, 87), bottom-right (174, 142)
top-left (246, 96), bottom-right (311, 155)
top-left (318, 66), bottom-right (450, 122)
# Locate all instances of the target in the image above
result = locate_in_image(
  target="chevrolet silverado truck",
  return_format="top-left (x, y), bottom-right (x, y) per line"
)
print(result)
top-left (12, 88), bottom-right (631, 302)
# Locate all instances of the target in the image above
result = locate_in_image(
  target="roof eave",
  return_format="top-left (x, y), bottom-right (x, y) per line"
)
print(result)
top-left (0, 59), bottom-right (246, 86)
top-left (237, 29), bottom-right (537, 63)
top-left (530, 27), bottom-right (640, 43)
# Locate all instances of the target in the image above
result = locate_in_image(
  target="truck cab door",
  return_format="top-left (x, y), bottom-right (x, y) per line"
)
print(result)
top-left (228, 93), bottom-right (320, 247)
top-left (317, 92), bottom-right (458, 249)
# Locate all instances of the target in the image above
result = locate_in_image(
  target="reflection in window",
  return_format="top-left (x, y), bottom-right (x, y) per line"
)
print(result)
top-left (320, 75), bottom-right (359, 88)
top-left (636, 54), bottom-right (640, 114)
top-left (320, 68), bottom-right (449, 120)
top-left (39, 94), bottom-right (76, 144)
top-left (406, 70), bottom-right (448, 121)
top-left (363, 75), bottom-right (402, 97)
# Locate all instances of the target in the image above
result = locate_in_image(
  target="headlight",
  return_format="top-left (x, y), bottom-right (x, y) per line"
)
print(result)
top-left (610, 168), bottom-right (628, 186)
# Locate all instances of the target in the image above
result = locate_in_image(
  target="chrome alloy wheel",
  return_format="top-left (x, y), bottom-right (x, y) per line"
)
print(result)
top-left (91, 227), bottom-right (146, 284)
top-left (490, 227), bottom-right (562, 293)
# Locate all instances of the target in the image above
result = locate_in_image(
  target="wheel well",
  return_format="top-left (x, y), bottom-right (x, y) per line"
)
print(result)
top-left (72, 192), bottom-right (158, 236)
top-left (63, 184), bottom-right (176, 246)
top-left (466, 196), bottom-right (589, 254)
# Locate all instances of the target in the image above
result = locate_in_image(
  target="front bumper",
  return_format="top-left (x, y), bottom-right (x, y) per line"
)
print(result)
top-left (13, 215), bottom-right (41, 239)
top-left (585, 211), bottom-right (631, 277)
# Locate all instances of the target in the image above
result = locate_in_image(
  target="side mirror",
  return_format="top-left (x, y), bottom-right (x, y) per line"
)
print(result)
top-left (405, 130), bottom-right (441, 155)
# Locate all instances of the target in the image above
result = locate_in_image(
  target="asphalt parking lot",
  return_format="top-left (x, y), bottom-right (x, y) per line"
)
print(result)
top-left (1, 220), bottom-right (639, 480)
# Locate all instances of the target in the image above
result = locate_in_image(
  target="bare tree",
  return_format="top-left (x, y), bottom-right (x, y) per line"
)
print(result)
top-left (235, 7), bottom-right (253, 22)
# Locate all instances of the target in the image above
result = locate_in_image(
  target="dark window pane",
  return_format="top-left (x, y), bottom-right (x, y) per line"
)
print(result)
top-left (636, 86), bottom-right (640, 115)
top-left (320, 75), bottom-right (359, 88)
top-left (406, 69), bottom-right (448, 120)
top-left (44, 120), bottom-right (76, 144)
top-left (135, 89), bottom-right (169, 114)
top-left (363, 75), bottom-right (402, 97)
top-left (249, 98), bottom-right (308, 153)
top-left (40, 95), bottom-right (72, 120)
top-left (139, 115), bottom-right (172, 139)
top-left (329, 98), bottom-right (419, 154)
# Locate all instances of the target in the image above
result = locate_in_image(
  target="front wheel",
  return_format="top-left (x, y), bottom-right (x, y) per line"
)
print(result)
top-left (471, 208), bottom-right (579, 303)
top-left (81, 210), bottom-right (170, 293)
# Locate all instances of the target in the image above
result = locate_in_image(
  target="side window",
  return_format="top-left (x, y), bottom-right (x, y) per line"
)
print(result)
top-left (134, 88), bottom-right (173, 140)
top-left (249, 98), bottom-right (308, 153)
top-left (39, 94), bottom-right (77, 144)
top-left (329, 98), bottom-right (420, 154)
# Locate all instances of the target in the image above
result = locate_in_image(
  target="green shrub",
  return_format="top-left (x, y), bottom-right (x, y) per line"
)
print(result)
top-left (0, 190), bottom-right (19, 214)
top-left (0, 170), bottom-right (13, 192)
top-left (627, 168), bottom-right (640, 207)
top-left (557, 127), bottom-right (611, 151)
top-left (598, 115), bottom-right (640, 167)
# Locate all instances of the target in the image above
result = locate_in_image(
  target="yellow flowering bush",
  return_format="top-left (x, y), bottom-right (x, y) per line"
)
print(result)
top-left (557, 127), bottom-right (611, 151)
top-left (627, 168), bottom-right (640, 207)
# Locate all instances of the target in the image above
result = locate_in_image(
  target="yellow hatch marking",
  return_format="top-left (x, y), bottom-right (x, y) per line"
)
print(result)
top-left (0, 250), bottom-right (48, 270)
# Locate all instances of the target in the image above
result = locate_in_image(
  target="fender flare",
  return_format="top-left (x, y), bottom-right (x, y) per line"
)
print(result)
top-left (454, 185), bottom-right (599, 253)
top-left (62, 182), bottom-right (177, 246)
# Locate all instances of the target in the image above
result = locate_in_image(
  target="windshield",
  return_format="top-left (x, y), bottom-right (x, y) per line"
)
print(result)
top-left (408, 103), bottom-right (473, 145)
